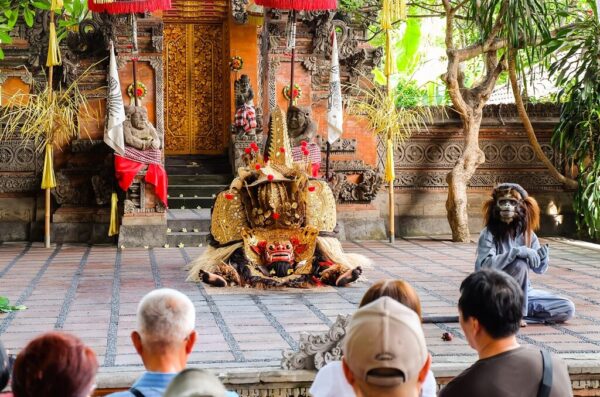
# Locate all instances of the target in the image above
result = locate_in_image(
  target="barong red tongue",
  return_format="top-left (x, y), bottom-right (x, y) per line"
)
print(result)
top-left (114, 155), bottom-right (168, 207)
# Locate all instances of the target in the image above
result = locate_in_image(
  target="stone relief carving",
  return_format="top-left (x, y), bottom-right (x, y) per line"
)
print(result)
top-left (329, 168), bottom-right (383, 203)
top-left (0, 177), bottom-right (38, 193)
top-left (281, 314), bottom-right (351, 370)
top-left (394, 171), bottom-right (564, 190)
top-left (232, 0), bottom-right (248, 24)
top-left (316, 135), bottom-right (356, 153)
top-left (394, 141), bottom-right (554, 168)
top-left (297, 10), bottom-right (382, 84)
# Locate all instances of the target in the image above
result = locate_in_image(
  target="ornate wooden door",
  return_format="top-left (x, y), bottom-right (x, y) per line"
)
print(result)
top-left (164, 15), bottom-right (229, 155)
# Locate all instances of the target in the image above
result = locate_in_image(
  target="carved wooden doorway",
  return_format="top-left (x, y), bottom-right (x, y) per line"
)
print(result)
top-left (164, 3), bottom-right (229, 155)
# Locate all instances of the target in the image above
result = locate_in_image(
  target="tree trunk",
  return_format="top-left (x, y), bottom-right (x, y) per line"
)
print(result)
top-left (507, 53), bottom-right (578, 189)
top-left (446, 109), bottom-right (485, 242)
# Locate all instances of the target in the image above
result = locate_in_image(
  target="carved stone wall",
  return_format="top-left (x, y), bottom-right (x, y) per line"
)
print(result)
top-left (391, 104), bottom-right (565, 191)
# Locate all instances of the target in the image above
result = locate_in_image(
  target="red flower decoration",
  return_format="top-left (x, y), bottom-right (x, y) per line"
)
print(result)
top-left (279, 147), bottom-right (285, 153)
top-left (301, 141), bottom-right (308, 147)
top-left (224, 193), bottom-right (234, 200)
top-left (272, 213), bottom-right (280, 220)
top-left (267, 174), bottom-right (274, 181)
top-left (308, 186), bottom-right (316, 192)
top-left (255, 164), bottom-right (262, 170)
top-left (250, 142), bottom-right (259, 151)
top-left (302, 149), bottom-right (310, 156)
top-left (244, 148), bottom-right (252, 154)
top-left (135, 88), bottom-right (143, 97)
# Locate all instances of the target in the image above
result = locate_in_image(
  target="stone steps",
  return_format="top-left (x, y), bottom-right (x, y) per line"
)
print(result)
top-left (166, 209), bottom-right (211, 247)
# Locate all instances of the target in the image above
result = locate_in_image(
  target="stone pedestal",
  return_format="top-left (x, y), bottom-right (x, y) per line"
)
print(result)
top-left (118, 212), bottom-right (167, 247)
top-left (229, 134), bottom-right (264, 173)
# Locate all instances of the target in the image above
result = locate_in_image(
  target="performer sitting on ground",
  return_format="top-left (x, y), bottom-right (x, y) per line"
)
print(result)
top-left (476, 183), bottom-right (575, 325)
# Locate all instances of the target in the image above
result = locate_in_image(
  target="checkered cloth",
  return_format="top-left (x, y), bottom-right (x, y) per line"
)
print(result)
top-left (234, 104), bottom-right (257, 133)
top-left (292, 142), bottom-right (321, 164)
top-left (123, 146), bottom-right (162, 165)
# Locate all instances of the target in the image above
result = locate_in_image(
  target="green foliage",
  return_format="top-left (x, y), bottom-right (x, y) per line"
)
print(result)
top-left (547, 8), bottom-right (600, 238)
top-left (0, 0), bottom-right (88, 59)
top-left (0, 296), bottom-right (26, 313)
top-left (394, 77), bottom-right (425, 108)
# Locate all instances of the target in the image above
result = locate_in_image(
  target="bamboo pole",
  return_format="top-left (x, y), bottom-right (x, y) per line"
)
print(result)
top-left (385, 29), bottom-right (395, 244)
top-left (44, 10), bottom-right (56, 249)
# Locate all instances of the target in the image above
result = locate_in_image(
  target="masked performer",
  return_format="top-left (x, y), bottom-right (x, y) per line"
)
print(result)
top-left (476, 183), bottom-right (575, 324)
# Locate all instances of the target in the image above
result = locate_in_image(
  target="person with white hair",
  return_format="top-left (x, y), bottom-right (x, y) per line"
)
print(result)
top-left (106, 288), bottom-right (197, 397)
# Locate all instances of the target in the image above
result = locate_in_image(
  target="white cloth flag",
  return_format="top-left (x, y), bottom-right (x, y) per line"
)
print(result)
top-left (327, 30), bottom-right (343, 144)
top-left (104, 41), bottom-right (126, 156)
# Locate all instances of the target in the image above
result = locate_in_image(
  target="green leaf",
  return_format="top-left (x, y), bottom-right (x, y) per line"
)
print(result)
top-left (0, 30), bottom-right (12, 44)
top-left (31, 0), bottom-right (51, 9)
top-left (0, 296), bottom-right (8, 306)
top-left (0, 47), bottom-right (4, 60)
top-left (23, 6), bottom-right (34, 27)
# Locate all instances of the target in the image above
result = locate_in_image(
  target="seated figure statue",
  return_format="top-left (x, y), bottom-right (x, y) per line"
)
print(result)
top-left (123, 105), bottom-right (161, 151)
top-left (475, 183), bottom-right (575, 325)
top-left (287, 105), bottom-right (320, 177)
top-left (233, 75), bottom-right (257, 136)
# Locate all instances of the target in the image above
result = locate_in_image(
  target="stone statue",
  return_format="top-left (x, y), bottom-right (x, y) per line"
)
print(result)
top-left (233, 75), bottom-right (257, 136)
top-left (123, 106), bottom-right (161, 151)
top-left (287, 105), bottom-right (317, 147)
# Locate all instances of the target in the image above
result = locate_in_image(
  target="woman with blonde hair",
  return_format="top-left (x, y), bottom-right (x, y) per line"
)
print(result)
top-left (310, 279), bottom-right (436, 397)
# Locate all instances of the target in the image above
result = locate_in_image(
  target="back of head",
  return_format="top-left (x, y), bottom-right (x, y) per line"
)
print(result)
top-left (137, 288), bottom-right (195, 348)
top-left (12, 332), bottom-right (98, 397)
top-left (359, 279), bottom-right (422, 318)
top-left (164, 368), bottom-right (228, 397)
top-left (459, 269), bottom-right (523, 339)
top-left (0, 341), bottom-right (9, 391)
top-left (343, 297), bottom-right (428, 392)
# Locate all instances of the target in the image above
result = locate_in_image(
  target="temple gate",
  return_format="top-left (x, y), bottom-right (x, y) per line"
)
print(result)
top-left (163, 1), bottom-right (230, 155)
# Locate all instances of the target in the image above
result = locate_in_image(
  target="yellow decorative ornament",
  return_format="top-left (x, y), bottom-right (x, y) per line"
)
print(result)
top-left (46, 22), bottom-right (61, 67)
top-left (268, 107), bottom-right (293, 167)
top-left (385, 138), bottom-right (395, 183)
top-left (41, 144), bottom-right (56, 189)
top-left (108, 192), bottom-right (119, 237)
top-left (381, 0), bottom-right (406, 30)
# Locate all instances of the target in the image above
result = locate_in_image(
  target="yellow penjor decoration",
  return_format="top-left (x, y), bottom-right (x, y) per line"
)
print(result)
top-left (42, 0), bottom-right (63, 247)
top-left (382, 0), bottom-right (405, 243)
top-left (108, 193), bottom-right (119, 237)
top-left (41, 144), bottom-right (57, 189)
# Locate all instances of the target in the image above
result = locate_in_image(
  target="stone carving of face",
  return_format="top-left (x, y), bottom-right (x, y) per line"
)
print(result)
top-left (131, 111), bottom-right (144, 129)
top-left (496, 193), bottom-right (520, 224)
top-left (288, 108), bottom-right (307, 132)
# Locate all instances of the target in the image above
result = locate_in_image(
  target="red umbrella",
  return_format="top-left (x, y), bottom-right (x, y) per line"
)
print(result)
top-left (255, 0), bottom-right (337, 109)
top-left (88, 0), bottom-right (172, 105)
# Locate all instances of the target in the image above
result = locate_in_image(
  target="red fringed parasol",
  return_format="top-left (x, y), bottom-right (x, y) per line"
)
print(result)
top-left (88, 0), bottom-right (171, 14)
top-left (254, 0), bottom-right (336, 10)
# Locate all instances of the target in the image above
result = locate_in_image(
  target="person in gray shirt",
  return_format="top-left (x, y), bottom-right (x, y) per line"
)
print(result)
top-left (439, 269), bottom-right (573, 397)
top-left (475, 183), bottom-right (574, 324)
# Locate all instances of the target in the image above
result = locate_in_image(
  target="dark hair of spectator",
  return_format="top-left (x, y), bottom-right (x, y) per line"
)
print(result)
top-left (359, 279), bottom-right (422, 319)
top-left (459, 269), bottom-right (523, 338)
top-left (0, 341), bottom-right (9, 391)
top-left (12, 332), bottom-right (98, 397)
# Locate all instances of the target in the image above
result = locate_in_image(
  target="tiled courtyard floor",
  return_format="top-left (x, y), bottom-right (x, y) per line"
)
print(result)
top-left (1, 237), bottom-right (600, 387)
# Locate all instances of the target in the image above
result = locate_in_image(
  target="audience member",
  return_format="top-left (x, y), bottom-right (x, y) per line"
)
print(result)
top-left (164, 368), bottom-right (237, 397)
top-left (106, 288), bottom-right (197, 397)
top-left (341, 296), bottom-right (431, 397)
top-left (11, 332), bottom-right (98, 397)
top-left (0, 341), bottom-right (13, 397)
top-left (310, 280), bottom-right (436, 397)
top-left (439, 269), bottom-right (572, 397)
